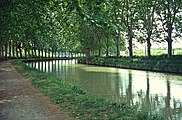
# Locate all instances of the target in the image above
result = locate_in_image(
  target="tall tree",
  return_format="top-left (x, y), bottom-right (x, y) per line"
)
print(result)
top-left (125, 0), bottom-right (137, 57)
top-left (136, 0), bottom-right (157, 57)
top-left (156, 0), bottom-right (182, 57)
top-left (112, 0), bottom-right (126, 57)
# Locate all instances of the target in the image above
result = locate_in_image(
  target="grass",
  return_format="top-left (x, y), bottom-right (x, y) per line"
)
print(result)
top-left (133, 49), bottom-right (182, 56)
top-left (12, 60), bottom-right (165, 120)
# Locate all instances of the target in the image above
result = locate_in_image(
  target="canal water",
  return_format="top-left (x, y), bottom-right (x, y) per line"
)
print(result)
top-left (27, 60), bottom-right (182, 119)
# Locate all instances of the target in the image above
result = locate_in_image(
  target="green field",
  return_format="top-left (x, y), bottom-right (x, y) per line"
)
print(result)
top-left (133, 48), bottom-right (182, 56)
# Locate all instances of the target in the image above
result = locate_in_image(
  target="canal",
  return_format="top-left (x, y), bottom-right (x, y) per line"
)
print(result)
top-left (27, 60), bottom-right (182, 119)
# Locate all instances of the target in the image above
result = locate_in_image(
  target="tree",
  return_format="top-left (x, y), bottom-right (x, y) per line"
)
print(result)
top-left (156, 0), bottom-right (182, 57)
top-left (111, 0), bottom-right (126, 57)
top-left (136, 0), bottom-right (157, 57)
top-left (125, 0), bottom-right (138, 57)
top-left (0, 0), bottom-right (12, 58)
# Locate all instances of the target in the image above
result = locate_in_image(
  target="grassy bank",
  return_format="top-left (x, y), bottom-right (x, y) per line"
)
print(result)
top-left (12, 60), bottom-right (164, 120)
top-left (78, 55), bottom-right (182, 74)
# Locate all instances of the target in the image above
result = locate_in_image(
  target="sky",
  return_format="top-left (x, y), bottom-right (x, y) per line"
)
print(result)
top-left (135, 40), bottom-right (182, 50)
top-left (153, 40), bottom-right (182, 49)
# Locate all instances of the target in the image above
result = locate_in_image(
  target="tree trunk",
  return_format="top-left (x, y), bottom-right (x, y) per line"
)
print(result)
top-left (19, 47), bottom-right (22, 58)
top-left (126, 0), bottom-right (133, 58)
top-left (16, 42), bottom-right (19, 58)
top-left (48, 50), bottom-right (51, 58)
top-left (147, 41), bottom-right (151, 57)
top-left (31, 47), bottom-right (34, 58)
top-left (45, 49), bottom-right (47, 58)
top-left (55, 51), bottom-right (57, 58)
top-left (86, 49), bottom-right (91, 57)
top-left (116, 28), bottom-right (121, 57)
top-left (24, 48), bottom-right (27, 59)
top-left (41, 49), bottom-right (44, 58)
top-left (0, 46), bottom-right (1, 57)
top-left (71, 51), bottom-right (73, 58)
top-left (167, 24), bottom-right (173, 58)
top-left (146, 32), bottom-right (152, 57)
top-left (5, 42), bottom-right (8, 58)
top-left (167, 39), bottom-right (172, 58)
top-left (2, 45), bottom-right (4, 57)
top-left (106, 32), bottom-right (110, 57)
top-left (28, 48), bottom-right (30, 58)
top-left (9, 40), bottom-right (12, 58)
top-left (98, 39), bottom-right (101, 56)
top-left (52, 50), bottom-right (54, 58)
top-left (38, 49), bottom-right (41, 58)
top-left (0, 45), bottom-right (2, 57)
top-left (128, 37), bottom-right (133, 57)
top-left (146, 0), bottom-right (155, 58)
top-left (60, 51), bottom-right (63, 57)
top-left (12, 41), bottom-right (15, 58)
top-left (97, 31), bottom-right (102, 57)
top-left (128, 25), bottom-right (133, 57)
top-left (18, 43), bottom-right (22, 58)
top-left (34, 48), bottom-right (37, 58)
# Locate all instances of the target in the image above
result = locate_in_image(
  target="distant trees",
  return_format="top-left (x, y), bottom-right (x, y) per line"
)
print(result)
top-left (0, 0), bottom-right (181, 58)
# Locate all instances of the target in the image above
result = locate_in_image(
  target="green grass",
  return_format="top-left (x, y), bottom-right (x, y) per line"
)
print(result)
top-left (12, 60), bottom-right (164, 120)
top-left (134, 49), bottom-right (182, 56)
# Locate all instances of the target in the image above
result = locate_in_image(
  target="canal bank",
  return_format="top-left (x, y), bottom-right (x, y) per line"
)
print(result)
top-left (78, 56), bottom-right (182, 74)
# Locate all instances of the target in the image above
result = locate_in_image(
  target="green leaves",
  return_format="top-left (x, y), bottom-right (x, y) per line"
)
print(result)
top-left (0, 0), bottom-right (181, 57)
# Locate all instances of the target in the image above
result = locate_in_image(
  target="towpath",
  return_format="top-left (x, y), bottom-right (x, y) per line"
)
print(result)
top-left (0, 60), bottom-right (73, 120)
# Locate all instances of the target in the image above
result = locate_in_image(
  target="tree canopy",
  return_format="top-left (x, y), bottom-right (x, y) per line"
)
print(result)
top-left (0, 0), bottom-right (181, 58)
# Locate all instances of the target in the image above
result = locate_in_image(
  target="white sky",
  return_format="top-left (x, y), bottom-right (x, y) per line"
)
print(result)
top-left (135, 40), bottom-right (182, 50)
top-left (152, 40), bottom-right (182, 49)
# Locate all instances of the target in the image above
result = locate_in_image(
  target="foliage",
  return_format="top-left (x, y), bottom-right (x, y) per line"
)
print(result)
top-left (0, 0), bottom-right (181, 58)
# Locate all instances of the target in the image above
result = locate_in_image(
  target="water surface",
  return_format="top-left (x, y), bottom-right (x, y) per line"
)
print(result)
top-left (27, 60), bottom-right (182, 119)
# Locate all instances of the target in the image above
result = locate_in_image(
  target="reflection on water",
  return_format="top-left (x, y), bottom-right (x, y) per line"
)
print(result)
top-left (27, 60), bottom-right (182, 119)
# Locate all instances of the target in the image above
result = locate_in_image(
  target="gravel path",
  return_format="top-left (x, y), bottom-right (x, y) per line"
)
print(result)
top-left (0, 61), bottom-right (73, 120)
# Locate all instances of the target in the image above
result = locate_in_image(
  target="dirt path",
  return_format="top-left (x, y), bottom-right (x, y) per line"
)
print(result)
top-left (0, 61), bottom-right (73, 120)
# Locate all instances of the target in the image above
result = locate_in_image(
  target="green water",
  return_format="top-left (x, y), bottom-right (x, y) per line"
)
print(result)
top-left (27, 60), bottom-right (182, 119)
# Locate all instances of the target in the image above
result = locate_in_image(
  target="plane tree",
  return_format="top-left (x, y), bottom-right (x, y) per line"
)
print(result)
top-left (135, 0), bottom-right (157, 57)
top-left (156, 0), bottom-right (182, 57)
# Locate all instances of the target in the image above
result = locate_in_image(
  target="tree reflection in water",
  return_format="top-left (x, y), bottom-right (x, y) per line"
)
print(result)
top-left (126, 71), bottom-right (133, 106)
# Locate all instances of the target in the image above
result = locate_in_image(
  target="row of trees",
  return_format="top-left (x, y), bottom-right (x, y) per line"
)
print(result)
top-left (0, 0), bottom-right (181, 58)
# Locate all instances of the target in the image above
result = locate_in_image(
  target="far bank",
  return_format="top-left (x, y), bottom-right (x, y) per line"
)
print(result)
top-left (78, 55), bottom-right (182, 74)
